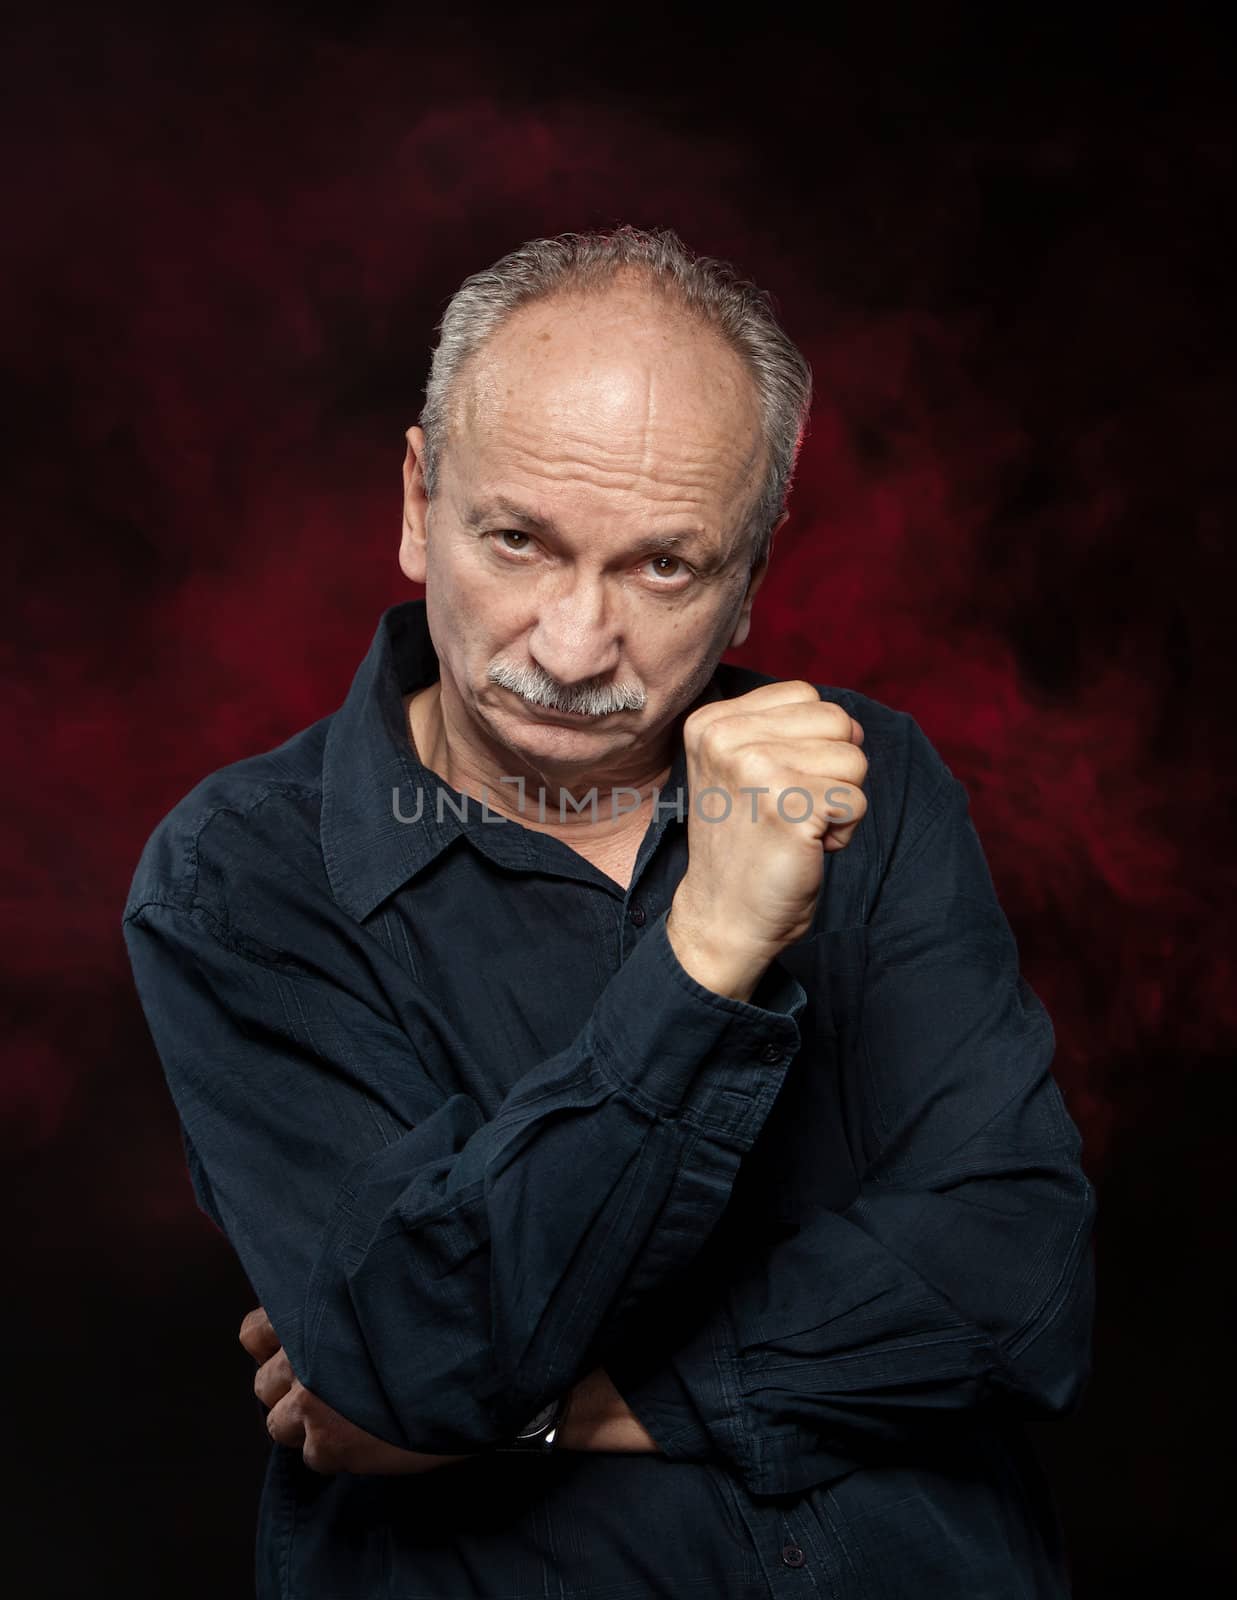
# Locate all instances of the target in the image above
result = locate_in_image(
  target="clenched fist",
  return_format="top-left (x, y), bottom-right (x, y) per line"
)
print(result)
top-left (666, 680), bottom-right (867, 1001)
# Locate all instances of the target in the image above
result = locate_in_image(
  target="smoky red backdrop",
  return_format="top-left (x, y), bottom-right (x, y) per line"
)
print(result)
top-left (7, 5), bottom-right (1234, 1593)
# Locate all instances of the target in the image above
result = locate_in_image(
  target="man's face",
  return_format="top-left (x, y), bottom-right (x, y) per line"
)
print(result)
top-left (400, 283), bottom-right (774, 782)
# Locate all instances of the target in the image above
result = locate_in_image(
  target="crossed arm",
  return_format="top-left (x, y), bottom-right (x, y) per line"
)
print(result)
top-left (238, 1305), bottom-right (659, 1473)
top-left (131, 713), bottom-right (1093, 1493)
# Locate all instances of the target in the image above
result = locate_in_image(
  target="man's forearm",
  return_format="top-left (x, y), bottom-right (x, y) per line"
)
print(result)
top-left (556, 1367), bottom-right (662, 1453)
top-left (244, 1308), bottom-right (660, 1473)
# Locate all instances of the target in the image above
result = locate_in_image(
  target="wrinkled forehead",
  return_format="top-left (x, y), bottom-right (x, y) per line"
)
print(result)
top-left (452, 290), bottom-right (766, 498)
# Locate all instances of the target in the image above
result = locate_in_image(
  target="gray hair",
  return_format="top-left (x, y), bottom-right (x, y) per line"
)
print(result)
top-left (417, 226), bottom-right (812, 571)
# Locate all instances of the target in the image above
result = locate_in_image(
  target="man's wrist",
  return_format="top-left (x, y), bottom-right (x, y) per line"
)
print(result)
top-left (664, 905), bottom-right (772, 1003)
top-left (554, 1368), bottom-right (662, 1453)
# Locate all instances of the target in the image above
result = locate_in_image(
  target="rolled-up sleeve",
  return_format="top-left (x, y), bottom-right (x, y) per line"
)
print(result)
top-left (607, 735), bottom-right (1096, 1497)
top-left (122, 891), bottom-right (805, 1455)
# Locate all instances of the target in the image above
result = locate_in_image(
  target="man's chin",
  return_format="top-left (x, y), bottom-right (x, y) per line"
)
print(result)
top-left (507, 718), bottom-right (626, 759)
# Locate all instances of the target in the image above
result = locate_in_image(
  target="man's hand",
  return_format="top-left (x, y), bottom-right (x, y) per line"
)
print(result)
top-left (240, 1307), bottom-right (469, 1476)
top-left (667, 682), bottom-right (867, 1001)
top-left (239, 1307), bottom-right (661, 1472)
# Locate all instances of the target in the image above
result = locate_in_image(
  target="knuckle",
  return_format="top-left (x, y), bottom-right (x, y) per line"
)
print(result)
top-left (694, 714), bottom-right (728, 751)
top-left (721, 742), bottom-right (771, 787)
top-left (696, 717), bottom-right (742, 760)
top-left (683, 703), bottom-right (720, 743)
top-left (826, 744), bottom-right (865, 781)
top-left (743, 750), bottom-right (780, 788)
top-left (828, 788), bottom-right (868, 823)
top-left (301, 1439), bottom-right (335, 1476)
top-left (822, 783), bottom-right (859, 818)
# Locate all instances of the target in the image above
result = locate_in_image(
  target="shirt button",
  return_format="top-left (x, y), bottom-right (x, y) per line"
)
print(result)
top-left (760, 1042), bottom-right (783, 1064)
top-left (628, 902), bottom-right (647, 927)
top-left (781, 1543), bottom-right (807, 1568)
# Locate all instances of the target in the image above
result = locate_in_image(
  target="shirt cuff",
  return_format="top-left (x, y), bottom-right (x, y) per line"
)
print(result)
top-left (589, 909), bottom-right (807, 1146)
top-left (603, 1267), bottom-right (761, 1477)
top-left (603, 1343), bottom-right (719, 1463)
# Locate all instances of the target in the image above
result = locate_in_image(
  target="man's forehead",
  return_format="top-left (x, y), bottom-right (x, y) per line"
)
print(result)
top-left (457, 352), bottom-right (763, 489)
top-left (462, 291), bottom-right (758, 420)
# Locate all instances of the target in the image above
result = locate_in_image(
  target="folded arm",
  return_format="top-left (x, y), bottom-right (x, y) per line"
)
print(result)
top-left (123, 873), bottom-right (804, 1457)
top-left (238, 1305), bottom-right (658, 1474)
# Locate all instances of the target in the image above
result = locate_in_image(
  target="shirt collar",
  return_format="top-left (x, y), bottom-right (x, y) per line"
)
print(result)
top-left (321, 598), bottom-right (725, 921)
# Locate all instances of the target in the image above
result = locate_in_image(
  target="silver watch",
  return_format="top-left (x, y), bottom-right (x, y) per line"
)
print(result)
top-left (494, 1397), bottom-right (564, 1452)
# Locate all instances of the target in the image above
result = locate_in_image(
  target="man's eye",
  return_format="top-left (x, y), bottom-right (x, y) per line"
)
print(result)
top-left (494, 530), bottom-right (534, 554)
top-left (645, 555), bottom-right (687, 581)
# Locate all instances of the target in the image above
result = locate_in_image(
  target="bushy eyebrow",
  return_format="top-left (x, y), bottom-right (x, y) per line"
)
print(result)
top-left (464, 495), bottom-right (558, 534)
top-left (465, 496), bottom-right (724, 570)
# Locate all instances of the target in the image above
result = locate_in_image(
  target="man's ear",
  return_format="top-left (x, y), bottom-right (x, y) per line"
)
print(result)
top-left (727, 512), bottom-right (786, 648)
top-left (399, 425), bottom-right (429, 585)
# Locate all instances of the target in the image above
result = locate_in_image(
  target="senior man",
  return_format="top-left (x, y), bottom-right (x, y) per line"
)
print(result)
top-left (123, 227), bottom-right (1095, 1597)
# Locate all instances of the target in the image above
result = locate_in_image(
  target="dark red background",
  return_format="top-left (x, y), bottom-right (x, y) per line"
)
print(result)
top-left (7, 5), bottom-right (1234, 1592)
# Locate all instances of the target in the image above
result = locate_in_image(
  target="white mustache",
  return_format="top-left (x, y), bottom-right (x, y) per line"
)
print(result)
top-left (487, 660), bottom-right (647, 717)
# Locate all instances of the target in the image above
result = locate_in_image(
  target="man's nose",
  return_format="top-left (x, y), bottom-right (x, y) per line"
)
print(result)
top-left (526, 581), bottom-right (621, 686)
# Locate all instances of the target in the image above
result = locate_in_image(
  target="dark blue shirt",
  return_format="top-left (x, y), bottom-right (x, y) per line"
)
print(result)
top-left (122, 599), bottom-right (1095, 1597)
